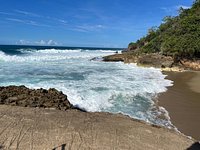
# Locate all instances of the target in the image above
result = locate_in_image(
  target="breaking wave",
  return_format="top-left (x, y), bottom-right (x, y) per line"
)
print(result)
top-left (0, 47), bottom-right (173, 128)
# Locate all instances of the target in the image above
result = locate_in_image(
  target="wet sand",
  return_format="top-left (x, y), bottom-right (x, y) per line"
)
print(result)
top-left (158, 71), bottom-right (200, 140)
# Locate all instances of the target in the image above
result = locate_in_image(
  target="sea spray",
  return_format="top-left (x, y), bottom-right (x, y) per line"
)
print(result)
top-left (0, 46), bottom-right (173, 128)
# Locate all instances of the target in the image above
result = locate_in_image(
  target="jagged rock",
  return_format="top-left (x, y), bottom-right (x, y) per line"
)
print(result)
top-left (0, 86), bottom-right (74, 111)
top-left (103, 53), bottom-right (174, 68)
top-left (180, 59), bottom-right (200, 71)
top-left (137, 54), bottom-right (174, 68)
top-left (103, 54), bottom-right (125, 62)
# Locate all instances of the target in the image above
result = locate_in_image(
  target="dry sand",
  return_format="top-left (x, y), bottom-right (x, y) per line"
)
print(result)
top-left (159, 71), bottom-right (200, 140)
top-left (0, 105), bottom-right (195, 150)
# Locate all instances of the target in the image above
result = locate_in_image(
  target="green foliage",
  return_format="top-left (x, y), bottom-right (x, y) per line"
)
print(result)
top-left (128, 42), bottom-right (137, 51)
top-left (128, 42), bottom-right (137, 48)
top-left (129, 0), bottom-right (200, 59)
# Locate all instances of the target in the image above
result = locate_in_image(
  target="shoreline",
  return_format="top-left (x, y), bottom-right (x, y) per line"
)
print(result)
top-left (0, 77), bottom-right (199, 148)
top-left (0, 105), bottom-right (195, 149)
top-left (102, 53), bottom-right (200, 140)
top-left (158, 71), bottom-right (200, 140)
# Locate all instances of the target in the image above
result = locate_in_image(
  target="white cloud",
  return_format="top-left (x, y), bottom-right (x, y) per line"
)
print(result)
top-left (16, 40), bottom-right (59, 46)
top-left (2, 10), bottom-right (67, 28)
top-left (15, 10), bottom-right (41, 17)
top-left (7, 18), bottom-right (24, 23)
top-left (6, 18), bottom-right (51, 27)
top-left (58, 19), bottom-right (67, 24)
top-left (161, 5), bottom-right (191, 15)
top-left (35, 40), bottom-right (58, 46)
top-left (35, 40), bottom-right (46, 45)
top-left (176, 5), bottom-right (191, 10)
top-left (47, 40), bottom-right (58, 46)
top-left (75, 24), bottom-right (106, 32)
top-left (0, 11), bottom-right (15, 15)
top-left (16, 40), bottom-right (31, 45)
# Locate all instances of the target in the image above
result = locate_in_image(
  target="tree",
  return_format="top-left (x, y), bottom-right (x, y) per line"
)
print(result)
top-left (128, 0), bottom-right (200, 59)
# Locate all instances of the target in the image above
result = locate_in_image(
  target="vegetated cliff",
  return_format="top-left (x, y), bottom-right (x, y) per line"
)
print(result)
top-left (104, 0), bottom-right (200, 71)
top-left (128, 0), bottom-right (200, 59)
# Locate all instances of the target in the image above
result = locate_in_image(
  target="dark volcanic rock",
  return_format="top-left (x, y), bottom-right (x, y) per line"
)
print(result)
top-left (0, 85), bottom-right (74, 111)
top-left (103, 54), bottom-right (125, 62)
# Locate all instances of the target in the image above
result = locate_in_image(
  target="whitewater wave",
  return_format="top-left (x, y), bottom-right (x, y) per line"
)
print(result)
top-left (0, 49), bottom-right (116, 62)
top-left (17, 48), bottom-right (82, 54)
top-left (17, 48), bottom-right (119, 54)
top-left (0, 47), bottom-right (173, 128)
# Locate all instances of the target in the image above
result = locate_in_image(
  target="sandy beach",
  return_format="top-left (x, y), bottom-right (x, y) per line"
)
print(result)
top-left (158, 71), bottom-right (200, 140)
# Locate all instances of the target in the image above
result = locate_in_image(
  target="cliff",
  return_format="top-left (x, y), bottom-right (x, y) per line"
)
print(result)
top-left (128, 0), bottom-right (200, 59)
top-left (103, 0), bottom-right (200, 71)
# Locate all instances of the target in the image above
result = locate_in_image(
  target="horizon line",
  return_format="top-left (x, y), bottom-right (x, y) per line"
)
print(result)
top-left (0, 44), bottom-right (125, 49)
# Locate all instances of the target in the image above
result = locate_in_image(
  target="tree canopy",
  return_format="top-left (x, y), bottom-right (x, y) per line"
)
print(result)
top-left (128, 0), bottom-right (200, 59)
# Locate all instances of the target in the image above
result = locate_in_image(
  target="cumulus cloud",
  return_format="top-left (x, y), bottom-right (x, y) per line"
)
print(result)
top-left (35, 40), bottom-right (58, 46)
top-left (16, 40), bottom-right (31, 45)
top-left (47, 40), bottom-right (58, 46)
top-left (35, 40), bottom-right (46, 45)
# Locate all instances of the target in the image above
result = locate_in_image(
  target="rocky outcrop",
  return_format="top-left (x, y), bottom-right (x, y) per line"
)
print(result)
top-left (0, 85), bottom-right (74, 111)
top-left (103, 53), bottom-right (174, 67)
top-left (103, 54), bottom-right (125, 62)
top-left (103, 52), bottom-right (139, 63)
top-left (137, 54), bottom-right (174, 68)
top-left (180, 59), bottom-right (200, 71)
top-left (103, 53), bottom-right (200, 71)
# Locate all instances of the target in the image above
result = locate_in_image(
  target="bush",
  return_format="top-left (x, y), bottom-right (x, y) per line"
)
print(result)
top-left (128, 0), bottom-right (200, 59)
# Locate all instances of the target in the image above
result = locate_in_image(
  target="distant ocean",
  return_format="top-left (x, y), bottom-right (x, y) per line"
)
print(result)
top-left (0, 45), bottom-right (173, 128)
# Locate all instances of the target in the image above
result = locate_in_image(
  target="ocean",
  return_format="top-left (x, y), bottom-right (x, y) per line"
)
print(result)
top-left (0, 45), bottom-right (173, 128)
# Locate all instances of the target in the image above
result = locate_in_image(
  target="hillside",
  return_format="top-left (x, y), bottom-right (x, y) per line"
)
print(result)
top-left (128, 0), bottom-right (200, 59)
top-left (103, 0), bottom-right (200, 71)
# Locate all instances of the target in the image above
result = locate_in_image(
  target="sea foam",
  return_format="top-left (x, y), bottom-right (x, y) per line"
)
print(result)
top-left (0, 49), bottom-right (115, 62)
top-left (0, 48), bottom-right (173, 128)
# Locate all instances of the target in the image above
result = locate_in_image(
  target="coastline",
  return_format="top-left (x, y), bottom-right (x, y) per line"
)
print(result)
top-left (158, 71), bottom-right (200, 140)
top-left (0, 105), bottom-right (194, 149)
top-left (0, 51), bottom-right (199, 148)
top-left (102, 53), bottom-right (200, 140)
top-left (0, 85), bottom-right (197, 149)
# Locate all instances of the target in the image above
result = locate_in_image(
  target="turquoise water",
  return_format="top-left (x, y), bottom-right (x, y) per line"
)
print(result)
top-left (0, 45), bottom-right (173, 127)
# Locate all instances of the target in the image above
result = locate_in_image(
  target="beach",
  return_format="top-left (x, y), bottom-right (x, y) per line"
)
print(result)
top-left (158, 71), bottom-right (200, 140)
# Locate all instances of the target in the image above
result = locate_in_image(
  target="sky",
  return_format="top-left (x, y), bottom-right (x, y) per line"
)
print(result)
top-left (0, 0), bottom-right (193, 48)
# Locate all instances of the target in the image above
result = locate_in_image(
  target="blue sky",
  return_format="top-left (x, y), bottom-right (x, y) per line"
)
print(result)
top-left (0, 0), bottom-right (193, 48)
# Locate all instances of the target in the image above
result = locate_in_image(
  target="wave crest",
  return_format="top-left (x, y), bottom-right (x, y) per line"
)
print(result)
top-left (0, 49), bottom-right (116, 62)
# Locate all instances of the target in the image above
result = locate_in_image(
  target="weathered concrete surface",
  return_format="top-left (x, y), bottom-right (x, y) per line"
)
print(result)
top-left (0, 105), bottom-right (194, 150)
